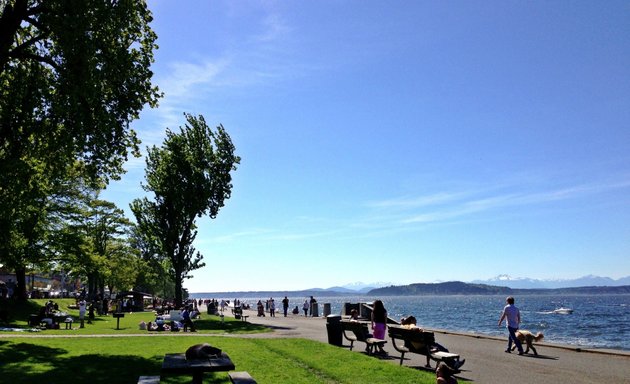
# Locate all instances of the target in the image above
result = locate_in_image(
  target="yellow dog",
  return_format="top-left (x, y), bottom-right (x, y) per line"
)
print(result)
top-left (511, 330), bottom-right (544, 355)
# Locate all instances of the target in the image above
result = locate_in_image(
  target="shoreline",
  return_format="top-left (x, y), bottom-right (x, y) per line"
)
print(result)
top-left (192, 293), bottom-right (630, 353)
top-left (430, 328), bottom-right (630, 357)
top-left (235, 308), bottom-right (630, 384)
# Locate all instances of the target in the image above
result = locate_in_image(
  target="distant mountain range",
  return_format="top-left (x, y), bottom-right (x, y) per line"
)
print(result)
top-left (469, 274), bottom-right (630, 289)
top-left (190, 276), bottom-right (630, 297)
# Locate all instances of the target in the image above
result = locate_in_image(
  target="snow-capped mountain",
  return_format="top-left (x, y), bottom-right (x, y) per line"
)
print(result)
top-left (339, 281), bottom-right (393, 293)
top-left (471, 274), bottom-right (630, 289)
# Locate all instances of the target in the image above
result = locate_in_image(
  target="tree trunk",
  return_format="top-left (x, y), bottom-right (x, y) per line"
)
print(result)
top-left (15, 266), bottom-right (28, 301)
top-left (174, 270), bottom-right (183, 308)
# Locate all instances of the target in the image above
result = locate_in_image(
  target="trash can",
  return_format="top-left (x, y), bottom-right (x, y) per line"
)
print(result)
top-left (323, 303), bottom-right (331, 317)
top-left (326, 314), bottom-right (343, 346)
top-left (311, 302), bottom-right (319, 317)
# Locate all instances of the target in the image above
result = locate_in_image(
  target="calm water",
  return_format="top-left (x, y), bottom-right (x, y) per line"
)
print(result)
top-left (191, 293), bottom-right (630, 351)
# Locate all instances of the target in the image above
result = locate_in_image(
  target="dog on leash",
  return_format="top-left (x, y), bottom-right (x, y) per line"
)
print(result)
top-left (511, 330), bottom-right (544, 355)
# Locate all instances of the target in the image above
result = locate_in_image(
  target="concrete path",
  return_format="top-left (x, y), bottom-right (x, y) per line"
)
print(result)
top-left (237, 308), bottom-right (630, 384)
top-left (3, 305), bottom-right (628, 383)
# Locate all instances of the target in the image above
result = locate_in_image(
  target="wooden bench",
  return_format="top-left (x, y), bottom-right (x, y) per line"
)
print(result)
top-left (229, 371), bottom-right (257, 383)
top-left (340, 321), bottom-right (387, 355)
top-left (137, 375), bottom-right (160, 384)
top-left (388, 325), bottom-right (462, 369)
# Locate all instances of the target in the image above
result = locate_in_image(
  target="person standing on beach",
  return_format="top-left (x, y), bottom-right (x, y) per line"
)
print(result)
top-left (498, 296), bottom-right (524, 355)
top-left (282, 296), bottom-right (289, 317)
top-left (371, 299), bottom-right (388, 354)
top-left (303, 300), bottom-right (309, 316)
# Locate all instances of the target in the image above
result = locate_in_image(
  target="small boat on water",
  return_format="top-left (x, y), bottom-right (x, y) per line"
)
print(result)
top-left (553, 307), bottom-right (573, 314)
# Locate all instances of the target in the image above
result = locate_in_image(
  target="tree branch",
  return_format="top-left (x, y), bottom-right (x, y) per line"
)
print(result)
top-left (9, 50), bottom-right (60, 71)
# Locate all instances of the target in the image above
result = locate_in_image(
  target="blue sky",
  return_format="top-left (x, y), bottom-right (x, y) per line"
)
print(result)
top-left (102, 1), bottom-right (630, 293)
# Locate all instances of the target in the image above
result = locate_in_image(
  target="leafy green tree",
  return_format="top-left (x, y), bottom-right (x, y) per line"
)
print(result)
top-left (0, 0), bottom-right (160, 299)
top-left (58, 190), bottom-right (137, 301)
top-left (131, 114), bottom-right (240, 307)
top-left (130, 226), bottom-right (174, 298)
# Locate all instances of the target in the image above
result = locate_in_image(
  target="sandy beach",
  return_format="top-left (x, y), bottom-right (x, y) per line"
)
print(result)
top-left (237, 307), bottom-right (630, 384)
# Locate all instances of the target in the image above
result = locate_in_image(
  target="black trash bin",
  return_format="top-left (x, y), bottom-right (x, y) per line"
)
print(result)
top-left (326, 314), bottom-right (343, 346)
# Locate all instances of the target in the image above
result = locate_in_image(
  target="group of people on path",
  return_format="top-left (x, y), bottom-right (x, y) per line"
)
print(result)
top-left (252, 296), bottom-right (318, 318)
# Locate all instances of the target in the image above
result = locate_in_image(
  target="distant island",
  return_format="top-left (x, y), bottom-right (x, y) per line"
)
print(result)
top-left (191, 281), bottom-right (630, 298)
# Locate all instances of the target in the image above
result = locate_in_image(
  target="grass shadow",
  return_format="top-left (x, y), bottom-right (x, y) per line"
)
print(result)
top-left (0, 341), bottom-right (162, 384)
top-left (195, 318), bottom-right (268, 334)
top-left (1, 299), bottom-right (41, 326)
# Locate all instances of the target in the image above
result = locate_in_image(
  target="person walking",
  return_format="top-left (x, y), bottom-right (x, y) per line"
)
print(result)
top-left (303, 300), bottom-right (309, 316)
top-left (282, 296), bottom-right (289, 317)
top-left (498, 296), bottom-right (524, 355)
top-left (78, 298), bottom-right (87, 328)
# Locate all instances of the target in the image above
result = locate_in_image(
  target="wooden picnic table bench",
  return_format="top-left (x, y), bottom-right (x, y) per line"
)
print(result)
top-left (340, 320), bottom-right (387, 355)
top-left (160, 352), bottom-right (235, 384)
top-left (229, 371), bottom-right (257, 383)
top-left (388, 325), bottom-right (463, 369)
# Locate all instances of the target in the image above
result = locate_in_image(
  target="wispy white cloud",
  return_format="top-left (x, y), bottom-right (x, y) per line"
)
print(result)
top-left (189, 176), bottom-right (630, 247)
top-left (255, 13), bottom-right (291, 43)
top-left (366, 192), bottom-right (470, 209)
top-left (197, 228), bottom-right (273, 244)
top-left (160, 59), bottom-right (230, 100)
top-left (400, 178), bottom-right (630, 225)
top-left (138, 9), bottom-right (297, 150)
top-left (200, 226), bottom-right (342, 245)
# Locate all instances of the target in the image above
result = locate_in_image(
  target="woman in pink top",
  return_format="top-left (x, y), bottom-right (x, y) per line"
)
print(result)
top-left (371, 299), bottom-right (388, 354)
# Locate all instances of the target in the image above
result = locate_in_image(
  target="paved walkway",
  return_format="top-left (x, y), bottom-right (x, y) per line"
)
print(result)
top-left (235, 308), bottom-right (630, 384)
top-left (3, 306), bottom-right (629, 383)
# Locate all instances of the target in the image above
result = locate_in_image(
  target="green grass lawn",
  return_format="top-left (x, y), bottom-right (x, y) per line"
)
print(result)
top-left (1, 299), bottom-right (435, 383)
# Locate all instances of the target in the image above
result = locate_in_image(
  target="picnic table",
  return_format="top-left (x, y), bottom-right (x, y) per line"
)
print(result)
top-left (161, 352), bottom-right (235, 384)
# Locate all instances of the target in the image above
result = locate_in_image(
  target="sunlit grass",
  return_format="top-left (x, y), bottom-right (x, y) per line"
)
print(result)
top-left (1, 299), bottom-right (434, 383)
top-left (0, 336), bottom-right (433, 384)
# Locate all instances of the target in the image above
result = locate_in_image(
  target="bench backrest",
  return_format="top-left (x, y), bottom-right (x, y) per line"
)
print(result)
top-left (341, 321), bottom-right (371, 341)
top-left (388, 326), bottom-right (435, 352)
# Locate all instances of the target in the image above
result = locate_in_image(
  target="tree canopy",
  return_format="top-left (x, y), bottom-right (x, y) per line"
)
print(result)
top-left (0, 0), bottom-right (161, 299)
top-left (132, 114), bottom-right (240, 307)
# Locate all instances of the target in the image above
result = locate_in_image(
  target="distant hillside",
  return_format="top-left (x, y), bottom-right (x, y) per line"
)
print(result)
top-left (368, 281), bottom-right (511, 296)
top-left (190, 282), bottom-right (630, 298)
top-left (367, 281), bottom-right (630, 296)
